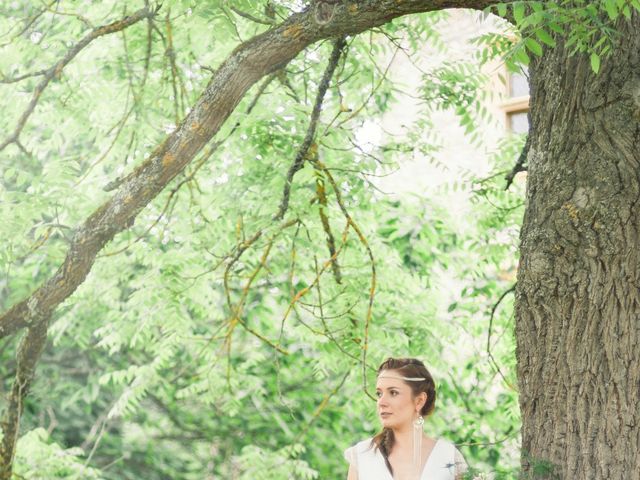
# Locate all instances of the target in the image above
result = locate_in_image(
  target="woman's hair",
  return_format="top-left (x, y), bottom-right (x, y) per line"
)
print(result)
top-left (370, 357), bottom-right (436, 475)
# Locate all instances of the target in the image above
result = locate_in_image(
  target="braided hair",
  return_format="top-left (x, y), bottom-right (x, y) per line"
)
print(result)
top-left (370, 357), bottom-right (437, 476)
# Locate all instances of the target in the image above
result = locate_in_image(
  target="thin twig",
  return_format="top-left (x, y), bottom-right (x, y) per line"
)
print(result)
top-left (315, 161), bottom-right (377, 401)
top-left (0, 5), bottom-right (158, 153)
top-left (505, 134), bottom-right (529, 190)
top-left (315, 168), bottom-right (342, 284)
top-left (165, 9), bottom-right (181, 125)
top-left (274, 36), bottom-right (347, 221)
top-left (293, 367), bottom-right (353, 443)
top-left (305, 233), bottom-right (363, 364)
top-left (277, 222), bottom-right (351, 350)
top-left (487, 283), bottom-right (517, 390)
top-left (223, 219), bottom-right (299, 387)
top-left (43, 4), bottom-right (94, 28)
top-left (0, 69), bottom-right (49, 84)
top-left (331, 44), bottom-right (400, 133)
top-left (76, 102), bottom-right (134, 187)
top-left (0, 0), bottom-right (55, 47)
top-left (229, 5), bottom-right (275, 25)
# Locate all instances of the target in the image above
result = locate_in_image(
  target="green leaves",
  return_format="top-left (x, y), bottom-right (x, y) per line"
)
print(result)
top-left (590, 52), bottom-right (601, 73)
top-left (235, 445), bottom-right (319, 480)
top-left (13, 429), bottom-right (103, 479)
top-left (524, 37), bottom-right (543, 56)
top-left (603, 0), bottom-right (620, 20)
top-left (535, 28), bottom-right (556, 47)
top-left (419, 60), bottom-right (493, 143)
top-left (488, 0), bottom-right (639, 75)
top-left (8, 1), bottom-right (640, 478)
top-left (512, 2), bottom-right (526, 25)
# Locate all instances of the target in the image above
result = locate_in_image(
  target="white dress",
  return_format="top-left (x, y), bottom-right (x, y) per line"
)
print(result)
top-left (343, 437), bottom-right (468, 480)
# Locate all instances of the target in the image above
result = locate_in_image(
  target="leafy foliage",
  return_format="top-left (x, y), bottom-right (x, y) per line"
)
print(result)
top-left (13, 429), bottom-right (103, 479)
top-left (4, 0), bottom-right (634, 478)
top-left (486, 0), bottom-right (640, 71)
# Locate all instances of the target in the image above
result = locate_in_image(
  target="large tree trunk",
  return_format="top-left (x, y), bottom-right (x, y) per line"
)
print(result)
top-left (516, 12), bottom-right (640, 480)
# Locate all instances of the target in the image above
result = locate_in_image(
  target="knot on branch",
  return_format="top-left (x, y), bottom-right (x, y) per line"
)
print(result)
top-left (313, 0), bottom-right (341, 25)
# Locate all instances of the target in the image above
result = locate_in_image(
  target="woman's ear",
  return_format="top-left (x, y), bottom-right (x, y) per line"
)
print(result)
top-left (416, 392), bottom-right (427, 411)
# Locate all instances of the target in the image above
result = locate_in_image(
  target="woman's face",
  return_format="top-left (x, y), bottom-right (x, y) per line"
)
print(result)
top-left (375, 369), bottom-right (426, 430)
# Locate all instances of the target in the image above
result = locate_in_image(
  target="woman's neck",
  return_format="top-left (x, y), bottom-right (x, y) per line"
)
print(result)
top-left (391, 426), bottom-right (421, 451)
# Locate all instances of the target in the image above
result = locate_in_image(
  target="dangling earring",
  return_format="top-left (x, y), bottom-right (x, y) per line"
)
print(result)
top-left (413, 411), bottom-right (424, 478)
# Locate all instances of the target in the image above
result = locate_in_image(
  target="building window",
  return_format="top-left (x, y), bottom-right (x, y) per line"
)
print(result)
top-left (509, 70), bottom-right (529, 98)
top-left (501, 69), bottom-right (530, 134)
top-left (507, 110), bottom-right (528, 133)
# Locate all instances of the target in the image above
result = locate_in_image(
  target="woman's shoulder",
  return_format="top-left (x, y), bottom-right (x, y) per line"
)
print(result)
top-left (343, 437), bottom-right (378, 467)
top-left (346, 437), bottom-right (376, 453)
top-left (344, 437), bottom-right (380, 459)
top-left (435, 437), bottom-right (456, 449)
top-left (431, 438), bottom-right (467, 463)
top-left (435, 437), bottom-right (465, 452)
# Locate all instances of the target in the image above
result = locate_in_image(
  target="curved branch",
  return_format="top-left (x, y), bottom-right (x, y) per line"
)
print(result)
top-left (229, 5), bottom-right (276, 26)
top-left (0, 69), bottom-right (48, 84)
top-left (314, 160), bottom-right (377, 400)
top-left (486, 283), bottom-right (517, 390)
top-left (0, 2), bottom-right (501, 478)
top-left (0, 0), bottom-right (499, 339)
top-left (316, 171), bottom-right (343, 284)
top-left (274, 35), bottom-right (347, 221)
top-left (0, 5), bottom-right (158, 153)
top-left (0, 321), bottom-right (48, 479)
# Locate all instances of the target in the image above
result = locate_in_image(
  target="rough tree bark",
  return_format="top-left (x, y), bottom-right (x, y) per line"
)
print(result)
top-left (516, 11), bottom-right (640, 480)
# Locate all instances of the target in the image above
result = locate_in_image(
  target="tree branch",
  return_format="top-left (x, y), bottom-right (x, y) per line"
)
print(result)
top-left (0, 69), bottom-right (48, 84)
top-left (0, 0), bottom-right (499, 339)
top-left (0, 2), bottom-right (502, 478)
top-left (316, 169), bottom-right (343, 284)
top-left (486, 283), bottom-right (517, 390)
top-left (274, 35), bottom-right (347, 221)
top-left (0, 5), bottom-right (159, 153)
top-left (505, 134), bottom-right (529, 190)
top-left (0, 321), bottom-right (49, 479)
top-left (314, 160), bottom-right (377, 400)
top-left (229, 5), bottom-right (276, 26)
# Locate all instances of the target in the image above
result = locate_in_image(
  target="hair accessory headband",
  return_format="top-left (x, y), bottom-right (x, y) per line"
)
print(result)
top-left (377, 372), bottom-right (426, 382)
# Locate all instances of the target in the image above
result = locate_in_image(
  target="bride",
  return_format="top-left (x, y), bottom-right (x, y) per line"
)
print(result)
top-left (344, 357), bottom-right (469, 480)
